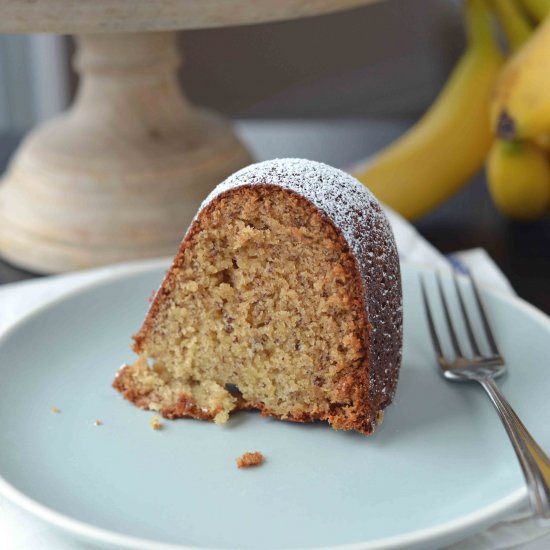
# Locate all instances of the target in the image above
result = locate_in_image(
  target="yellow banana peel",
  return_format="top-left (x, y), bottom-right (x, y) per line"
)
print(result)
top-left (352, 0), bottom-right (503, 221)
top-left (487, 139), bottom-right (550, 219)
top-left (490, 0), bottom-right (533, 51)
top-left (492, 12), bottom-right (550, 140)
top-left (532, 132), bottom-right (550, 151)
top-left (519, 0), bottom-right (550, 22)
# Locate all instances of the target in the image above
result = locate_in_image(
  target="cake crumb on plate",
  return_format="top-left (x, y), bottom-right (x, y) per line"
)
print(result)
top-left (94, 420), bottom-right (103, 427)
top-left (236, 451), bottom-right (264, 469)
top-left (51, 406), bottom-right (60, 414)
top-left (150, 416), bottom-right (162, 430)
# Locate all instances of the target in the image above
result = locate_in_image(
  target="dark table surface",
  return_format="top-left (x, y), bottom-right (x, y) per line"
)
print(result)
top-left (1, 133), bottom-right (549, 314)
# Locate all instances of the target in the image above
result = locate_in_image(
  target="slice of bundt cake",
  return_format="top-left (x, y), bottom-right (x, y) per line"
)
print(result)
top-left (113, 158), bottom-right (402, 435)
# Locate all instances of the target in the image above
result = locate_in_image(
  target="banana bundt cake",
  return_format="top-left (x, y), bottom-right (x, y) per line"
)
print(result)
top-left (113, 158), bottom-right (403, 435)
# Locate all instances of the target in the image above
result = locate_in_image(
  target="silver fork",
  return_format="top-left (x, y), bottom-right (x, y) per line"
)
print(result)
top-left (420, 271), bottom-right (550, 525)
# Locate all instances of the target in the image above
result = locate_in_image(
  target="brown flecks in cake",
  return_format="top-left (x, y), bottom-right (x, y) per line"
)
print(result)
top-left (236, 451), bottom-right (264, 468)
top-left (119, 187), bottom-right (374, 432)
top-left (51, 406), bottom-right (60, 414)
top-left (113, 159), bottom-right (403, 436)
top-left (94, 419), bottom-right (103, 427)
top-left (150, 416), bottom-right (162, 430)
top-left (201, 159), bottom-right (403, 410)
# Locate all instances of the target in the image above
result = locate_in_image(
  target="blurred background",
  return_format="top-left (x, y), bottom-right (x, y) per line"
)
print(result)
top-left (0, 0), bottom-right (461, 134)
top-left (0, 0), bottom-right (548, 311)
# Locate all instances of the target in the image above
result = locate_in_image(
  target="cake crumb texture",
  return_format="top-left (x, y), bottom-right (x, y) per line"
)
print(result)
top-left (113, 159), bottom-right (402, 436)
top-left (150, 416), bottom-right (162, 430)
top-left (236, 451), bottom-right (264, 468)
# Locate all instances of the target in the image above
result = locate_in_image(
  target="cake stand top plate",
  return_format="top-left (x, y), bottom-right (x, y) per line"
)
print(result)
top-left (0, 0), bottom-right (380, 33)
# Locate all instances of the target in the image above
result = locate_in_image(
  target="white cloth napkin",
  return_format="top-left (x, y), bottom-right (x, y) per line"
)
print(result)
top-left (0, 209), bottom-right (549, 550)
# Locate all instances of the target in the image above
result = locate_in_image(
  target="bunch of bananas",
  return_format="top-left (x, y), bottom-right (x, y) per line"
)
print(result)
top-left (351, 0), bottom-right (550, 221)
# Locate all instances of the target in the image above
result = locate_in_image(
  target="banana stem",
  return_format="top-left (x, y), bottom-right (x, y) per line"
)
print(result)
top-left (466, 0), bottom-right (503, 52)
top-left (519, 0), bottom-right (550, 22)
top-left (490, 0), bottom-right (533, 50)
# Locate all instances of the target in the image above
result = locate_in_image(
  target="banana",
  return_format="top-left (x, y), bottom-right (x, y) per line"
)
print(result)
top-left (533, 132), bottom-right (550, 151)
top-left (519, 0), bottom-right (550, 21)
top-left (487, 139), bottom-right (550, 219)
top-left (490, 0), bottom-right (533, 50)
top-left (352, 0), bottom-right (503, 221)
top-left (491, 13), bottom-right (550, 140)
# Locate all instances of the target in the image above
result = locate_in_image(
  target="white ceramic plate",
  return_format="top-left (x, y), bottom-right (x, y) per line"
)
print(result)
top-left (0, 263), bottom-right (549, 550)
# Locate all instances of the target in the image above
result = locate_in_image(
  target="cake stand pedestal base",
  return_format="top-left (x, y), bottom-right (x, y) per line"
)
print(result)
top-left (0, 31), bottom-right (252, 273)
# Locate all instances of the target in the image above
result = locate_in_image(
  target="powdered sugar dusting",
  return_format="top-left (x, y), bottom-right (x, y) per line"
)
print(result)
top-left (199, 158), bottom-right (403, 406)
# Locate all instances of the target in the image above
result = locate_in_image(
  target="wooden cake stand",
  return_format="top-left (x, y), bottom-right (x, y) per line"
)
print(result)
top-left (0, 0), bottom-right (374, 273)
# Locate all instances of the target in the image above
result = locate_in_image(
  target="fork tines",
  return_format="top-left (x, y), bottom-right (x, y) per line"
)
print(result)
top-left (420, 270), bottom-right (502, 363)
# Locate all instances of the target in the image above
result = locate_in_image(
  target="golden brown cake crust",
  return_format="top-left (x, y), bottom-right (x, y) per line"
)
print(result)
top-left (115, 159), bottom-right (402, 436)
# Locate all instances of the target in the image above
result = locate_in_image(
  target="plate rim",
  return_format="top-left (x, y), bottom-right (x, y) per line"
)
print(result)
top-left (1, 260), bottom-right (545, 550)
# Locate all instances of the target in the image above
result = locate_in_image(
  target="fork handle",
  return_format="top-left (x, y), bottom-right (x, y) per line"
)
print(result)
top-left (480, 376), bottom-right (550, 525)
